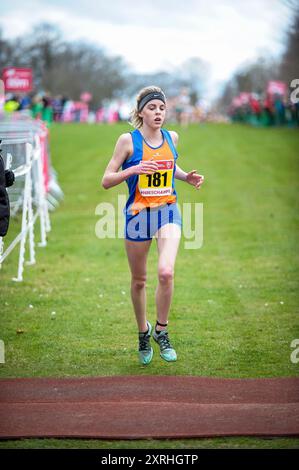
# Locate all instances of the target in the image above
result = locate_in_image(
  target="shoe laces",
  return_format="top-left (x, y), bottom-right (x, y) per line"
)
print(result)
top-left (156, 330), bottom-right (172, 351)
top-left (139, 332), bottom-right (151, 352)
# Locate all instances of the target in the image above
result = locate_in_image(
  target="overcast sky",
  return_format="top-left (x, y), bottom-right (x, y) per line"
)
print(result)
top-left (1, 0), bottom-right (294, 101)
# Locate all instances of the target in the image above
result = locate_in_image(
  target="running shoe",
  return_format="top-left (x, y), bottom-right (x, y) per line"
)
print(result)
top-left (138, 321), bottom-right (153, 365)
top-left (152, 328), bottom-right (177, 362)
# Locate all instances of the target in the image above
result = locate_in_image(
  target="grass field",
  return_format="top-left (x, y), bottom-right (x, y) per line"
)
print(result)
top-left (0, 122), bottom-right (298, 449)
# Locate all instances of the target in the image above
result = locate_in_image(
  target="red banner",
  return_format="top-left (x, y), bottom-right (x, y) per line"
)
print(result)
top-left (38, 122), bottom-right (50, 193)
top-left (2, 67), bottom-right (33, 92)
top-left (0, 79), bottom-right (4, 111)
top-left (267, 81), bottom-right (287, 96)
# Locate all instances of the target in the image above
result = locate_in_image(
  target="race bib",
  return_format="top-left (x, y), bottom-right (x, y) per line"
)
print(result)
top-left (138, 160), bottom-right (174, 197)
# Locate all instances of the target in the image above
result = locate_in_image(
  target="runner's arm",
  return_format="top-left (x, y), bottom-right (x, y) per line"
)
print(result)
top-left (102, 134), bottom-right (159, 189)
top-left (174, 164), bottom-right (188, 181)
top-left (101, 134), bottom-right (134, 189)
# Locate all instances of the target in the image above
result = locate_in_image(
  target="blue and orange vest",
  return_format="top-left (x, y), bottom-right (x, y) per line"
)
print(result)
top-left (122, 128), bottom-right (179, 217)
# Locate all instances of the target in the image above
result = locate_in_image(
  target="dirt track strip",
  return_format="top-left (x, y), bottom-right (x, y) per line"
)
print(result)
top-left (1, 376), bottom-right (298, 439)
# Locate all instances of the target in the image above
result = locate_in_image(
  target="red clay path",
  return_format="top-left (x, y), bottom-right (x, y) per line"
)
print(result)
top-left (0, 376), bottom-right (298, 439)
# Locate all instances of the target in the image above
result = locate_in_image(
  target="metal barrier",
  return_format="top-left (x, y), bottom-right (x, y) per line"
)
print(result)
top-left (0, 113), bottom-right (63, 281)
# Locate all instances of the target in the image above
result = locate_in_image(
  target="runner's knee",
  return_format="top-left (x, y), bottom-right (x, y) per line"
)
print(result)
top-left (158, 266), bottom-right (174, 284)
top-left (131, 275), bottom-right (147, 290)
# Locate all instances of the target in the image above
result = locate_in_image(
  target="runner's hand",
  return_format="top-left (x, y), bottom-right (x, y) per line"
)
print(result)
top-left (133, 159), bottom-right (159, 175)
top-left (186, 170), bottom-right (204, 190)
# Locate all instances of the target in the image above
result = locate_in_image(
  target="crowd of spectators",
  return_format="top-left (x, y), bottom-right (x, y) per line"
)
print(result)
top-left (3, 93), bottom-right (74, 126)
top-left (5, 86), bottom-right (296, 128)
top-left (2, 92), bottom-right (132, 125)
top-left (228, 91), bottom-right (299, 127)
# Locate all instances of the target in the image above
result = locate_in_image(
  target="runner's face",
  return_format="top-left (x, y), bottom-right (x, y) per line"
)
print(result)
top-left (139, 99), bottom-right (166, 128)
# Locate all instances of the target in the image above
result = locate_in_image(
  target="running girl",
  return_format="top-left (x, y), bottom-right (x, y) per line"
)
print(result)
top-left (102, 86), bottom-right (204, 365)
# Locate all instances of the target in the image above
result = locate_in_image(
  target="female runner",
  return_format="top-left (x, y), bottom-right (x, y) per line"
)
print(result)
top-left (102, 86), bottom-right (204, 365)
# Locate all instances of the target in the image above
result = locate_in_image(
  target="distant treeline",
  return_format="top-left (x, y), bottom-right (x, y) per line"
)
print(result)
top-left (0, 23), bottom-right (209, 108)
top-left (215, 5), bottom-right (299, 112)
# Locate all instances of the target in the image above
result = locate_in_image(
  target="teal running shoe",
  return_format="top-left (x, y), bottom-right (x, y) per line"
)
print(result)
top-left (138, 321), bottom-right (153, 365)
top-left (153, 328), bottom-right (177, 362)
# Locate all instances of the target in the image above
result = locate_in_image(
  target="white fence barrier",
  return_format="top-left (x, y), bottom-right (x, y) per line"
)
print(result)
top-left (0, 114), bottom-right (63, 281)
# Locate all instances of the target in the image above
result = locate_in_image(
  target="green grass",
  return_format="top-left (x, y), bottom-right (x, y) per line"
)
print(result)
top-left (0, 122), bottom-right (299, 449)
top-left (0, 436), bottom-right (298, 449)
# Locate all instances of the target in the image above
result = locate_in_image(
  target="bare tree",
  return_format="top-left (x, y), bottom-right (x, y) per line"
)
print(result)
top-left (214, 56), bottom-right (280, 112)
top-left (279, 5), bottom-right (299, 84)
top-left (0, 22), bottom-right (129, 107)
top-left (0, 28), bottom-right (24, 70)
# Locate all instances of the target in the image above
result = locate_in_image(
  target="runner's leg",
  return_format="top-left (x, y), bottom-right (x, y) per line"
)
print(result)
top-left (155, 223), bottom-right (181, 331)
top-left (125, 239), bottom-right (152, 333)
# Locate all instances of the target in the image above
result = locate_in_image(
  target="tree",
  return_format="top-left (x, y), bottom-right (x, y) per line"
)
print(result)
top-left (0, 28), bottom-right (22, 70)
top-left (175, 57), bottom-right (210, 100)
top-left (214, 56), bottom-right (281, 112)
top-left (123, 57), bottom-right (210, 102)
top-left (0, 22), bottom-right (129, 108)
top-left (279, 5), bottom-right (299, 84)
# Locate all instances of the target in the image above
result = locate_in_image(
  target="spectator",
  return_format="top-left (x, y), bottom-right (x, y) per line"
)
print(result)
top-left (31, 94), bottom-right (43, 119)
top-left (41, 95), bottom-right (53, 127)
top-left (4, 94), bottom-right (20, 113)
